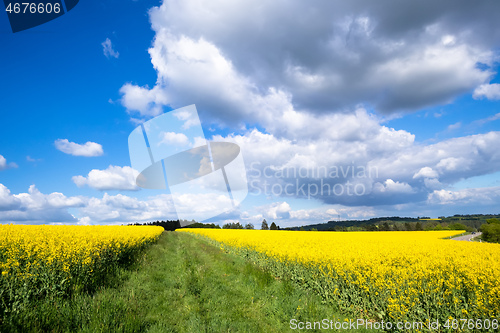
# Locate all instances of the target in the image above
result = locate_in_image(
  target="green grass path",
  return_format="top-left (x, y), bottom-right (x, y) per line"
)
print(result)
top-left (3, 232), bottom-right (372, 332)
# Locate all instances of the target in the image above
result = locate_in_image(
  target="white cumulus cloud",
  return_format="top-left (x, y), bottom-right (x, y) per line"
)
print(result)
top-left (120, 0), bottom-right (498, 127)
top-left (473, 83), bottom-right (500, 100)
top-left (0, 154), bottom-right (17, 170)
top-left (55, 139), bottom-right (103, 157)
top-left (373, 179), bottom-right (414, 194)
top-left (72, 165), bottom-right (140, 191)
top-left (428, 187), bottom-right (500, 205)
top-left (260, 202), bottom-right (291, 220)
top-left (0, 184), bottom-right (85, 224)
top-left (119, 83), bottom-right (168, 118)
top-left (112, 0), bottom-right (500, 221)
top-left (413, 167), bottom-right (439, 179)
top-left (158, 132), bottom-right (189, 146)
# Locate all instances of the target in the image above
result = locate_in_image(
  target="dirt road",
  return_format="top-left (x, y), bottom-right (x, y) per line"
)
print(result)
top-left (452, 232), bottom-right (482, 242)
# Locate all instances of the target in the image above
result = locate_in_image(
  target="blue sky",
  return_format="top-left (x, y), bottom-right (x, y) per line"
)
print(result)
top-left (1, 0), bottom-right (500, 226)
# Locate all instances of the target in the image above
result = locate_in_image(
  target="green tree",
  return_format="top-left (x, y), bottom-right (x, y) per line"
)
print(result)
top-left (184, 222), bottom-right (220, 229)
top-left (270, 222), bottom-right (278, 230)
top-left (415, 222), bottom-right (423, 231)
top-left (244, 223), bottom-right (254, 230)
top-left (448, 222), bottom-right (472, 232)
top-left (404, 223), bottom-right (414, 231)
top-left (433, 223), bottom-right (445, 231)
top-left (481, 219), bottom-right (500, 243)
top-left (261, 219), bottom-right (269, 230)
top-left (381, 222), bottom-right (390, 231)
top-left (222, 222), bottom-right (244, 229)
top-left (424, 221), bottom-right (438, 231)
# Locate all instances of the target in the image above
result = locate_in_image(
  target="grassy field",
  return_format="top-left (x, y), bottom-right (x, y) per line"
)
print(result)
top-left (1, 231), bottom-right (371, 333)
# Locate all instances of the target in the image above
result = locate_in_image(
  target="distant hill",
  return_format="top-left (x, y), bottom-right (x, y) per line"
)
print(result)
top-left (285, 214), bottom-right (500, 231)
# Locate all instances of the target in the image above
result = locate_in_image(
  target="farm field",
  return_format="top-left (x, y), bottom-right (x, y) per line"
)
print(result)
top-left (179, 229), bottom-right (500, 329)
top-left (0, 230), bottom-right (367, 333)
top-left (0, 225), bottom-right (163, 331)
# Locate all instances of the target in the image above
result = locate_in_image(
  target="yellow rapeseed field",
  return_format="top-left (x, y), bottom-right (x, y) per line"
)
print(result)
top-left (178, 229), bottom-right (500, 323)
top-left (0, 225), bottom-right (163, 313)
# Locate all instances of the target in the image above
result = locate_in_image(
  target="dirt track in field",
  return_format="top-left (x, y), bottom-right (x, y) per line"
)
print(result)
top-left (452, 232), bottom-right (482, 242)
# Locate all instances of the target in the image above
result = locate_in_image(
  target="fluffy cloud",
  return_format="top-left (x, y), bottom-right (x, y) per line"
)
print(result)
top-left (158, 132), bottom-right (189, 146)
top-left (1, 180), bottom-right (499, 225)
top-left (367, 131), bottom-right (500, 190)
top-left (0, 184), bottom-right (84, 223)
top-left (0, 184), bottom-right (21, 210)
top-left (102, 38), bottom-right (119, 59)
top-left (260, 202), bottom-right (292, 220)
top-left (242, 201), bottom-right (380, 227)
top-left (119, 83), bottom-right (168, 119)
top-left (0, 183), bottom-right (173, 224)
top-left (0, 183), bottom-right (171, 224)
top-left (0, 154), bottom-right (17, 171)
top-left (113, 0), bottom-right (500, 222)
top-left (373, 179), bottom-right (414, 194)
top-left (473, 84), bottom-right (500, 100)
top-left (0, 182), bottom-right (364, 226)
top-left (72, 165), bottom-right (140, 191)
top-left (117, 0), bottom-right (500, 203)
top-left (77, 193), bottom-right (175, 223)
top-left (413, 167), bottom-right (439, 179)
top-left (76, 191), bottom-right (236, 224)
top-left (120, 0), bottom-right (498, 126)
top-left (428, 187), bottom-right (500, 205)
top-left (216, 121), bottom-right (500, 206)
top-left (55, 139), bottom-right (103, 157)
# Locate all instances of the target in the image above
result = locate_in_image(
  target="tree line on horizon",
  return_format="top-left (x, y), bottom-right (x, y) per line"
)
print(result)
top-left (127, 214), bottom-right (500, 244)
top-left (127, 219), bottom-right (281, 231)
